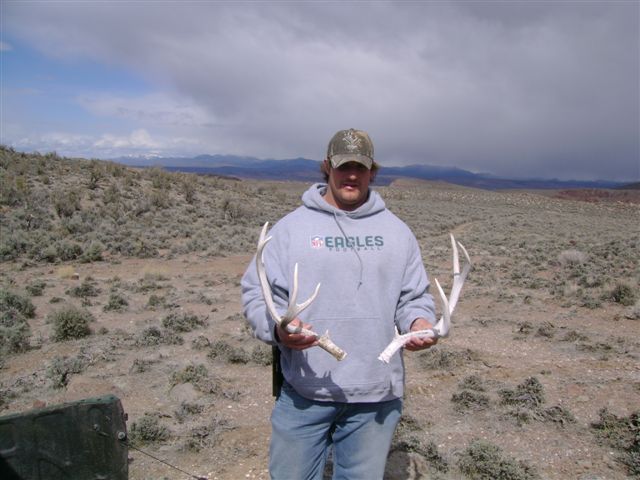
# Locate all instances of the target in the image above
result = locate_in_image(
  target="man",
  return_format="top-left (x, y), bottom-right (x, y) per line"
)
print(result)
top-left (241, 128), bottom-right (437, 479)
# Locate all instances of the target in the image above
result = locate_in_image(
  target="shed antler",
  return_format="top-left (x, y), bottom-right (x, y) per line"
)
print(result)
top-left (256, 222), bottom-right (347, 361)
top-left (378, 234), bottom-right (471, 363)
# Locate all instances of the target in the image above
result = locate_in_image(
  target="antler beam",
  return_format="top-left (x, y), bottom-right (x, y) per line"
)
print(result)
top-left (256, 222), bottom-right (347, 361)
top-left (378, 234), bottom-right (471, 363)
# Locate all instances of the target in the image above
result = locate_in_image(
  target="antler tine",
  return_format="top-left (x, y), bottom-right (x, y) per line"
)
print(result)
top-left (282, 263), bottom-right (300, 329)
top-left (451, 233), bottom-right (460, 276)
top-left (282, 263), bottom-right (321, 330)
top-left (256, 222), bottom-right (347, 361)
top-left (432, 277), bottom-right (451, 337)
top-left (256, 222), bottom-right (283, 325)
top-left (448, 238), bottom-right (472, 313)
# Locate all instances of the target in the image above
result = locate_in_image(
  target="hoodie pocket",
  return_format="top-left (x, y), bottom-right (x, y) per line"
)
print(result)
top-left (288, 315), bottom-right (398, 391)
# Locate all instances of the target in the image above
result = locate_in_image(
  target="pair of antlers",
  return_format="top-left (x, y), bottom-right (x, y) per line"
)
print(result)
top-left (255, 222), bottom-right (471, 363)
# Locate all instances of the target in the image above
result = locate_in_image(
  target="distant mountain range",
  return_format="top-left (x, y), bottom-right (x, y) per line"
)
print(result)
top-left (112, 154), bottom-right (632, 190)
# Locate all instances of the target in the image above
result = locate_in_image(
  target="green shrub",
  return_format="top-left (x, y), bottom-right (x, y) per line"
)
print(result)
top-left (0, 173), bottom-right (24, 206)
top-left (191, 335), bottom-right (211, 350)
top-left (0, 309), bottom-right (31, 355)
top-left (0, 233), bottom-right (28, 261)
top-left (130, 358), bottom-right (154, 373)
top-left (149, 167), bottom-right (172, 190)
top-left (174, 401), bottom-right (204, 423)
top-left (146, 294), bottom-right (166, 309)
top-left (170, 363), bottom-right (221, 394)
top-left (67, 279), bottom-right (100, 298)
top-left (591, 408), bottom-right (639, 476)
top-left (56, 240), bottom-right (83, 261)
top-left (39, 245), bottom-right (58, 263)
top-left (103, 292), bottom-right (128, 312)
top-left (207, 339), bottom-right (249, 364)
top-left (46, 355), bottom-right (88, 389)
top-left (580, 294), bottom-right (602, 309)
top-left (207, 339), bottom-right (230, 358)
top-left (105, 161), bottom-right (127, 178)
top-left (499, 377), bottom-right (545, 408)
top-left (170, 363), bottom-right (209, 387)
top-left (0, 289), bottom-right (36, 318)
top-left (182, 416), bottom-right (233, 452)
top-left (135, 326), bottom-right (183, 347)
top-left (48, 305), bottom-right (93, 341)
top-left (161, 312), bottom-right (206, 332)
top-left (418, 347), bottom-right (479, 370)
top-left (457, 440), bottom-right (539, 479)
top-left (149, 190), bottom-right (171, 209)
top-left (538, 405), bottom-right (576, 426)
top-left (180, 177), bottom-right (197, 204)
top-left (136, 272), bottom-right (168, 292)
top-left (87, 163), bottom-right (104, 189)
top-left (459, 375), bottom-right (486, 391)
top-left (393, 414), bottom-right (423, 439)
top-left (561, 330), bottom-right (589, 342)
top-left (608, 283), bottom-right (637, 306)
top-left (226, 349), bottom-right (250, 364)
top-left (118, 238), bottom-right (159, 258)
top-left (393, 436), bottom-right (449, 473)
top-left (129, 413), bottom-right (170, 445)
top-left (222, 198), bottom-right (250, 223)
top-left (102, 183), bottom-right (120, 204)
top-left (25, 280), bottom-right (47, 296)
top-left (52, 189), bottom-right (81, 218)
top-left (136, 326), bottom-right (164, 346)
top-left (81, 241), bottom-right (105, 263)
top-left (535, 321), bottom-right (556, 338)
top-left (60, 211), bottom-right (94, 235)
top-left (451, 390), bottom-right (490, 413)
top-left (250, 343), bottom-right (272, 366)
top-left (557, 249), bottom-right (586, 267)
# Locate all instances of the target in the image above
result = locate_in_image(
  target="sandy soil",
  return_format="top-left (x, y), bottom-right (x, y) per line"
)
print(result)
top-left (2, 246), bottom-right (638, 479)
top-left (1, 175), bottom-right (639, 479)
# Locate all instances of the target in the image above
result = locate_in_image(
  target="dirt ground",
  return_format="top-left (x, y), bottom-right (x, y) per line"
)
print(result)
top-left (1, 182), bottom-right (639, 479)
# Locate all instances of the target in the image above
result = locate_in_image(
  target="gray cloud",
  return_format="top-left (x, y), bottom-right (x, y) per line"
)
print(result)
top-left (3, 1), bottom-right (638, 181)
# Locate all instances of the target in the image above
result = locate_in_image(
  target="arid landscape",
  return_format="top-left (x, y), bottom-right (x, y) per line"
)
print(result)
top-left (1, 147), bottom-right (639, 479)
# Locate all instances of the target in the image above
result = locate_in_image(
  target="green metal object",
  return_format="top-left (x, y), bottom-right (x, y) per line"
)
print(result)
top-left (0, 394), bottom-right (128, 480)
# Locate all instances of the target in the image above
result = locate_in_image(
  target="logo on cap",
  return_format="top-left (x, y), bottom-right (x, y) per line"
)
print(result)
top-left (343, 130), bottom-right (361, 153)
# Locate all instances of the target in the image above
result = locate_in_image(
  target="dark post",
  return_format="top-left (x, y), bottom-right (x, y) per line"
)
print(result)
top-left (0, 395), bottom-right (128, 479)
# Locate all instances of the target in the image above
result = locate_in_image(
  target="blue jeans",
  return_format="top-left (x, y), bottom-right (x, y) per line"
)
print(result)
top-left (269, 382), bottom-right (402, 480)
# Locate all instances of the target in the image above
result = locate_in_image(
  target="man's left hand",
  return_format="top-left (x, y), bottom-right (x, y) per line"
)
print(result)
top-left (404, 318), bottom-right (438, 351)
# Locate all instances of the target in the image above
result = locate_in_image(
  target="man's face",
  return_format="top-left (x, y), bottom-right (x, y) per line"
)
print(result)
top-left (324, 160), bottom-right (374, 211)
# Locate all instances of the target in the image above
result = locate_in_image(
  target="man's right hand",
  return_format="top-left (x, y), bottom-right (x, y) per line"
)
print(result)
top-left (276, 318), bottom-right (318, 350)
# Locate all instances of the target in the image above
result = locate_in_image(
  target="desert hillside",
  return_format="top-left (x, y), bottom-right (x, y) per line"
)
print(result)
top-left (1, 146), bottom-right (638, 479)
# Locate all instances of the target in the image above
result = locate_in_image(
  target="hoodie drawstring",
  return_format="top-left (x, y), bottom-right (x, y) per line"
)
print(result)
top-left (332, 211), bottom-right (364, 290)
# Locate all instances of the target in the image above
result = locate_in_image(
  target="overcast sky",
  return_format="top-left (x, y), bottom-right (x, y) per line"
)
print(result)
top-left (1, 1), bottom-right (638, 181)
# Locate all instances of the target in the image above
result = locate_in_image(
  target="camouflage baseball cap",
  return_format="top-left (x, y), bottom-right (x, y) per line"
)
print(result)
top-left (326, 128), bottom-right (374, 169)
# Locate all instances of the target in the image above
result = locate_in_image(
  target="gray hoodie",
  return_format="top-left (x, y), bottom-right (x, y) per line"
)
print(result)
top-left (241, 183), bottom-right (436, 402)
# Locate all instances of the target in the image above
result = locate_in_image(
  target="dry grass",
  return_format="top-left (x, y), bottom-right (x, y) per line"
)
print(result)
top-left (1, 147), bottom-right (639, 479)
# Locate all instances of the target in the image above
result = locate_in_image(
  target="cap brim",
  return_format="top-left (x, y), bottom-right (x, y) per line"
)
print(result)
top-left (329, 154), bottom-right (373, 169)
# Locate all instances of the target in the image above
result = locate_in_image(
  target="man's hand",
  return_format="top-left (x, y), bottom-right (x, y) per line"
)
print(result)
top-left (404, 317), bottom-right (438, 351)
top-left (275, 318), bottom-right (318, 350)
